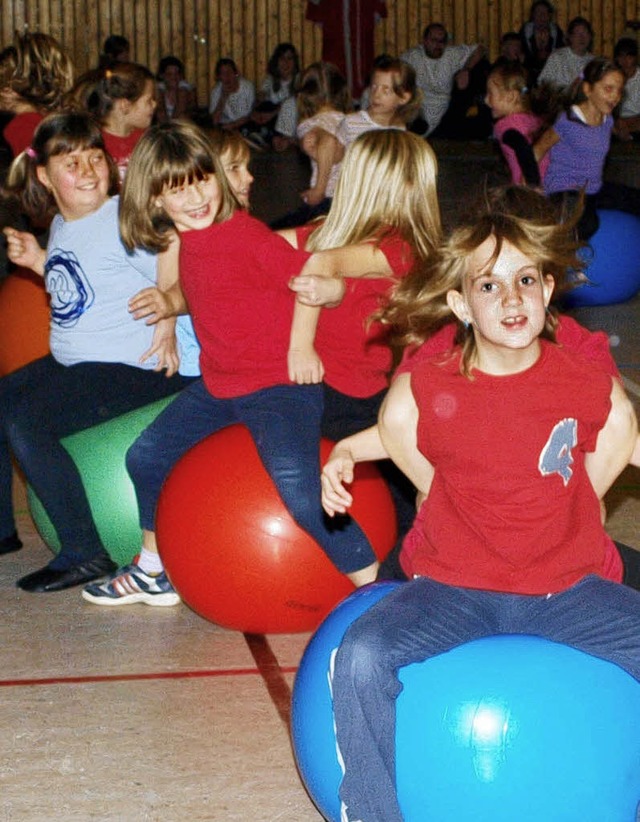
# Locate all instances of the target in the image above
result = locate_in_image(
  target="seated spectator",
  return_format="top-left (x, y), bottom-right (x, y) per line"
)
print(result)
top-left (99, 35), bottom-right (130, 68)
top-left (209, 58), bottom-right (255, 131)
top-left (496, 32), bottom-right (526, 67)
top-left (155, 56), bottom-right (196, 122)
top-left (538, 16), bottom-right (593, 92)
top-left (614, 37), bottom-right (640, 140)
top-left (401, 22), bottom-right (489, 139)
top-left (272, 95), bottom-right (298, 151)
top-left (243, 43), bottom-right (300, 149)
top-left (520, 1), bottom-right (565, 85)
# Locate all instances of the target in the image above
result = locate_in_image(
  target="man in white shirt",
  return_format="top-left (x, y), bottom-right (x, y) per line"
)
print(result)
top-left (401, 23), bottom-right (486, 136)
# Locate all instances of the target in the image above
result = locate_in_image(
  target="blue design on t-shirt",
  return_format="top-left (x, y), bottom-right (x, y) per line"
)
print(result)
top-left (538, 418), bottom-right (578, 486)
top-left (45, 248), bottom-right (95, 327)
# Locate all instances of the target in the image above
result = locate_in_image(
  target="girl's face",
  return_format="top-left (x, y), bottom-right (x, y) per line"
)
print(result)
top-left (369, 71), bottom-right (409, 120)
top-left (155, 175), bottom-right (222, 232)
top-left (485, 77), bottom-right (518, 118)
top-left (163, 64), bottom-right (182, 90)
top-left (567, 24), bottom-right (591, 55)
top-left (125, 80), bottom-right (157, 131)
top-left (447, 236), bottom-right (554, 373)
top-left (277, 50), bottom-right (296, 80)
top-left (221, 149), bottom-right (253, 207)
top-left (616, 53), bottom-right (638, 80)
top-left (584, 70), bottom-right (624, 118)
top-left (37, 146), bottom-right (111, 221)
top-left (218, 64), bottom-right (240, 93)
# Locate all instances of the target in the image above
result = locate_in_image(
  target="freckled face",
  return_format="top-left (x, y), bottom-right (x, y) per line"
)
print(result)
top-left (448, 236), bottom-right (554, 371)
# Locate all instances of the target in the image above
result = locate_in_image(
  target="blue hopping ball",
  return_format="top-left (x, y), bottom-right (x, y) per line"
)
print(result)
top-left (565, 210), bottom-right (640, 307)
top-left (292, 585), bottom-right (640, 822)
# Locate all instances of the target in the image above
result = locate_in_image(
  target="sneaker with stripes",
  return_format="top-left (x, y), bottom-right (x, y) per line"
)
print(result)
top-left (81, 561), bottom-right (180, 607)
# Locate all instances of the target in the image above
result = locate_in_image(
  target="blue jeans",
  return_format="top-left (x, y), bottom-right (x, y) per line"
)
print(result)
top-left (332, 575), bottom-right (640, 822)
top-left (0, 355), bottom-right (189, 560)
top-left (126, 379), bottom-right (377, 573)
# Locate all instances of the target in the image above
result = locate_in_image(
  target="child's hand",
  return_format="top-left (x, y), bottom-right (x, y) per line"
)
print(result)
top-left (3, 228), bottom-right (46, 275)
top-left (129, 287), bottom-right (173, 324)
top-left (301, 187), bottom-right (325, 206)
top-left (289, 273), bottom-right (345, 307)
top-left (288, 346), bottom-right (325, 384)
top-left (140, 318), bottom-right (180, 376)
top-left (321, 445), bottom-right (355, 516)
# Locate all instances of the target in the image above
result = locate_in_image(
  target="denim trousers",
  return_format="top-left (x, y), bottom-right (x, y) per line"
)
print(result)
top-left (126, 379), bottom-right (377, 573)
top-left (332, 574), bottom-right (640, 822)
top-left (0, 355), bottom-right (189, 560)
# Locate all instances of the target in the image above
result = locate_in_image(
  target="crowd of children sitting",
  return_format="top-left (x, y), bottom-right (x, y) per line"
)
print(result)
top-left (0, 20), bottom-right (638, 616)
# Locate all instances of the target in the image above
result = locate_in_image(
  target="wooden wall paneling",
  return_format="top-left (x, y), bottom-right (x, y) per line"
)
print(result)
top-left (249, 0), bottom-right (264, 83)
top-left (194, 0), bottom-right (209, 108)
top-left (278, 0), bottom-right (292, 46)
top-left (170, 0), bottom-right (185, 70)
top-left (289, 0), bottom-right (304, 64)
top-left (108, 0), bottom-right (123, 55)
top-left (82, 0), bottom-right (99, 73)
top-left (181, 0), bottom-right (198, 96)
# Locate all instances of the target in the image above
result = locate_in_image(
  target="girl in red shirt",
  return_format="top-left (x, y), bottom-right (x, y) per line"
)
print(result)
top-left (328, 186), bottom-right (640, 822)
top-left (83, 121), bottom-right (417, 606)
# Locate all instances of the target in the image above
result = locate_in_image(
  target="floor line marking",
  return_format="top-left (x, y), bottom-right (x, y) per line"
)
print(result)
top-left (0, 666), bottom-right (298, 688)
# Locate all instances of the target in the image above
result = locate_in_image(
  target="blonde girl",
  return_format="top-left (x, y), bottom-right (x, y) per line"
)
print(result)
top-left (485, 60), bottom-right (555, 185)
top-left (270, 61), bottom-right (352, 227)
top-left (0, 32), bottom-right (74, 156)
top-left (0, 112), bottom-right (191, 594)
top-left (329, 185), bottom-right (639, 821)
top-left (283, 130), bottom-right (441, 551)
top-left (82, 121), bottom-right (398, 606)
top-left (85, 61), bottom-right (157, 180)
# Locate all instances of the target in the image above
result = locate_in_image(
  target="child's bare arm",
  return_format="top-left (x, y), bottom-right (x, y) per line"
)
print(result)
top-left (586, 378), bottom-right (638, 498)
top-left (533, 126), bottom-right (559, 162)
top-left (290, 243), bottom-right (393, 306)
top-left (3, 228), bottom-right (46, 276)
top-left (288, 301), bottom-right (324, 384)
top-left (139, 233), bottom-right (181, 374)
top-left (128, 282), bottom-right (188, 322)
top-left (321, 425), bottom-right (389, 516)
top-left (378, 373), bottom-right (436, 496)
top-left (302, 129), bottom-right (340, 206)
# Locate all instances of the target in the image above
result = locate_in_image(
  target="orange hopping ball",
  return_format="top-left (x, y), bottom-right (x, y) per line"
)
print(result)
top-left (156, 425), bottom-right (397, 633)
top-left (0, 270), bottom-right (50, 376)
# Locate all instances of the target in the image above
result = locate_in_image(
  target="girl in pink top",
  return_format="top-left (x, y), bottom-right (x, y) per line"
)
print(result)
top-left (485, 60), bottom-right (552, 186)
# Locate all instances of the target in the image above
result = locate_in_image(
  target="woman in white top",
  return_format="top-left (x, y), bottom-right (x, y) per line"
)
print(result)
top-left (538, 16), bottom-right (593, 91)
top-left (209, 58), bottom-right (255, 130)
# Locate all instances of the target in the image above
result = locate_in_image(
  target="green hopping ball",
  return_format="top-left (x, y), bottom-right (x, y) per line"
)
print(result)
top-left (28, 396), bottom-right (176, 566)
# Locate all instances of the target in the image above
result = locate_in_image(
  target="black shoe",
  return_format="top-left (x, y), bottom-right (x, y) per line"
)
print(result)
top-left (0, 532), bottom-right (22, 555)
top-left (17, 554), bottom-right (117, 593)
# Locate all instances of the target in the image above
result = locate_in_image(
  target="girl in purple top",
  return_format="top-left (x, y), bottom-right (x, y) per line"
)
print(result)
top-left (535, 58), bottom-right (640, 238)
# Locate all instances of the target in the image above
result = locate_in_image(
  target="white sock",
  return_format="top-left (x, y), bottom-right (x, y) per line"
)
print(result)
top-left (137, 547), bottom-right (164, 575)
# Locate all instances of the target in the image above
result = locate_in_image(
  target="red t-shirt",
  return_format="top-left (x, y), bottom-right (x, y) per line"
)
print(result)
top-left (296, 224), bottom-right (414, 397)
top-left (179, 210), bottom-right (311, 398)
top-left (401, 341), bottom-right (617, 594)
top-left (101, 128), bottom-right (144, 182)
top-left (3, 112), bottom-right (43, 156)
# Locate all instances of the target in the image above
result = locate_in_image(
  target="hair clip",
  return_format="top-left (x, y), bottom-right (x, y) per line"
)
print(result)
top-left (463, 319), bottom-right (471, 329)
top-left (25, 146), bottom-right (37, 160)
